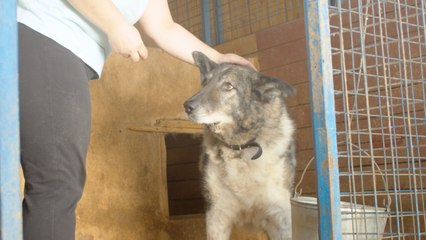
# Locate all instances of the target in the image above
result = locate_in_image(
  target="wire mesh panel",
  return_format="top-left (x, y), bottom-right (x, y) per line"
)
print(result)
top-left (168, 0), bottom-right (204, 41)
top-left (329, 0), bottom-right (426, 238)
top-left (168, 0), bottom-right (304, 45)
top-left (217, 0), bottom-right (304, 43)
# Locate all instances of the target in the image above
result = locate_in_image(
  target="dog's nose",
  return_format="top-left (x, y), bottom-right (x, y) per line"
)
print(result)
top-left (184, 100), bottom-right (195, 114)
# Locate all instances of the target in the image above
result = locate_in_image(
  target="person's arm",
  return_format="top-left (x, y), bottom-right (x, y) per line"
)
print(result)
top-left (137, 0), bottom-right (253, 67)
top-left (67, 0), bottom-right (148, 61)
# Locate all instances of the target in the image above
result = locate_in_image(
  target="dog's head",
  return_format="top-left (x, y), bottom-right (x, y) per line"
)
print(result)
top-left (184, 51), bottom-right (294, 125)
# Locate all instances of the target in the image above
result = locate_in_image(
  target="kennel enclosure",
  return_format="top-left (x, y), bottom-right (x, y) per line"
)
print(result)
top-left (305, 0), bottom-right (426, 238)
top-left (0, 0), bottom-right (425, 239)
top-left (171, 0), bottom-right (426, 238)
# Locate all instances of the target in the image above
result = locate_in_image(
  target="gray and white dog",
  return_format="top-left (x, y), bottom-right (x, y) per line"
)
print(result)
top-left (184, 51), bottom-right (296, 240)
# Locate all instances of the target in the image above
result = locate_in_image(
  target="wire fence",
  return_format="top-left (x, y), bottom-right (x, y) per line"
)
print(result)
top-left (169, 0), bottom-right (204, 41)
top-left (168, 0), bottom-right (304, 45)
top-left (170, 0), bottom-right (426, 238)
top-left (330, 0), bottom-right (426, 238)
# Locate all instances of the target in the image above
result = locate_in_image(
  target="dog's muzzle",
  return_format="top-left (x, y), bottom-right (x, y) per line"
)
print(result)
top-left (183, 100), bottom-right (196, 115)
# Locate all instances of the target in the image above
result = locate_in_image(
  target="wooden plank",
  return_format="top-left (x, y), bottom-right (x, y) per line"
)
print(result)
top-left (168, 198), bottom-right (205, 216)
top-left (256, 19), bottom-right (305, 50)
top-left (167, 147), bottom-right (202, 166)
top-left (168, 180), bottom-right (204, 200)
top-left (127, 119), bottom-right (203, 134)
top-left (157, 119), bottom-right (202, 129)
top-left (128, 126), bottom-right (202, 134)
top-left (214, 34), bottom-right (258, 56)
top-left (257, 38), bottom-right (307, 71)
top-left (165, 134), bottom-right (202, 148)
top-left (288, 82), bottom-right (311, 107)
top-left (289, 104), bottom-right (313, 129)
top-left (167, 163), bottom-right (201, 181)
top-left (295, 127), bottom-right (314, 151)
top-left (261, 60), bottom-right (309, 86)
top-left (294, 169), bottom-right (317, 195)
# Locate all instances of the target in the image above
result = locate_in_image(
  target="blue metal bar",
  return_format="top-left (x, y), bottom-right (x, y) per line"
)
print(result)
top-left (0, 0), bottom-right (23, 239)
top-left (213, 0), bottom-right (224, 44)
top-left (303, 0), bottom-right (342, 239)
top-left (201, 0), bottom-right (212, 45)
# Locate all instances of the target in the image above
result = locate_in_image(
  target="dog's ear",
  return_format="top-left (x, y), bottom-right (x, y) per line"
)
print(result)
top-left (253, 74), bottom-right (295, 102)
top-left (192, 51), bottom-right (217, 81)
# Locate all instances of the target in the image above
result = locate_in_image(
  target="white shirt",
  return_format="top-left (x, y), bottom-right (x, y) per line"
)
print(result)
top-left (18, 0), bottom-right (150, 76)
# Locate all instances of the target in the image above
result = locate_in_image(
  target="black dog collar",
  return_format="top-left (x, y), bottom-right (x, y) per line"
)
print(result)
top-left (225, 139), bottom-right (263, 160)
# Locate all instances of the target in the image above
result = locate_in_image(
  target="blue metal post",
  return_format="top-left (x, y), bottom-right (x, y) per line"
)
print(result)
top-left (0, 0), bottom-right (23, 239)
top-left (304, 0), bottom-right (342, 239)
top-left (213, 0), bottom-right (224, 44)
top-left (201, 0), bottom-right (212, 45)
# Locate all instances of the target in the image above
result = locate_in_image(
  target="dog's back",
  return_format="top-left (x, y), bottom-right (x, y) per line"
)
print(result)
top-left (184, 51), bottom-right (295, 240)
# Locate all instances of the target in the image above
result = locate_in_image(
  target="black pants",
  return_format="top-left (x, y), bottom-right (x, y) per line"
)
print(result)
top-left (19, 24), bottom-right (96, 240)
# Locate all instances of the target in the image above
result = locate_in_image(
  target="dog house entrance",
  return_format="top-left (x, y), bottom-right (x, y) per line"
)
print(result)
top-left (128, 119), bottom-right (205, 217)
top-left (165, 133), bottom-right (204, 216)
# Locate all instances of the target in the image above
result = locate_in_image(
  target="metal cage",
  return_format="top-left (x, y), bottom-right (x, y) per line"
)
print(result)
top-left (168, 0), bottom-right (304, 45)
top-left (168, 0), bottom-right (426, 238)
top-left (306, 0), bottom-right (426, 238)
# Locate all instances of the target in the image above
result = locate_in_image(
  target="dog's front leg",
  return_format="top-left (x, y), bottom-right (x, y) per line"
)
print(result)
top-left (263, 208), bottom-right (292, 240)
top-left (206, 208), bottom-right (234, 240)
top-left (262, 201), bottom-right (292, 240)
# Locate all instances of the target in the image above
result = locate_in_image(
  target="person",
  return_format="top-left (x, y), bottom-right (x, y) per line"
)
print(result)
top-left (17, 0), bottom-right (253, 239)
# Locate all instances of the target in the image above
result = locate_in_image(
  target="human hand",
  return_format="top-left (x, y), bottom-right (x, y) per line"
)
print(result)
top-left (217, 53), bottom-right (256, 70)
top-left (107, 21), bottom-right (148, 62)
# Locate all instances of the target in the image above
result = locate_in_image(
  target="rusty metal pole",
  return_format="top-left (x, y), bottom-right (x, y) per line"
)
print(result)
top-left (303, 0), bottom-right (342, 239)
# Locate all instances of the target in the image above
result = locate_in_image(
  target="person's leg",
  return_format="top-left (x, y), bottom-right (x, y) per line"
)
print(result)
top-left (19, 23), bottom-right (95, 240)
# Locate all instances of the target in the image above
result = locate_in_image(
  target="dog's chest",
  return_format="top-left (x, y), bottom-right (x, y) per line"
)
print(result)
top-left (209, 146), bottom-right (285, 196)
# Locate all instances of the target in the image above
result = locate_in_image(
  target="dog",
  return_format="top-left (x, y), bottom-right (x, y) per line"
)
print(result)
top-left (184, 51), bottom-right (296, 240)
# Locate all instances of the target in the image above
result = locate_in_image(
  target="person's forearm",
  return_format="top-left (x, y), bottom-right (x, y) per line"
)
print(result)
top-left (138, 0), bottom-right (221, 65)
top-left (146, 23), bottom-right (221, 64)
top-left (67, 0), bottom-right (127, 35)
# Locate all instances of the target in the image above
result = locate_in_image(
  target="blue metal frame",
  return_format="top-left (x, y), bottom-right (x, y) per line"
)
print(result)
top-left (213, 0), bottom-right (224, 44)
top-left (201, 0), bottom-right (212, 45)
top-left (201, 0), bottom-right (224, 46)
top-left (303, 0), bottom-right (342, 239)
top-left (0, 0), bottom-right (23, 239)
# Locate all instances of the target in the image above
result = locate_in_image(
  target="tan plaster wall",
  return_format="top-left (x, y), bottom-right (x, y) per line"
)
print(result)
top-left (76, 48), bottom-right (204, 240)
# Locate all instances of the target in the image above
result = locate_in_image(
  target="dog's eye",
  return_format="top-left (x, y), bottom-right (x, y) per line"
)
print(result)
top-left (223, 82), bottom-right (234, 91)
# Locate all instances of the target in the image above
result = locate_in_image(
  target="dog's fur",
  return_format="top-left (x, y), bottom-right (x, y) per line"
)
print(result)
top-left (184, 52), bottom-right (296, 240)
